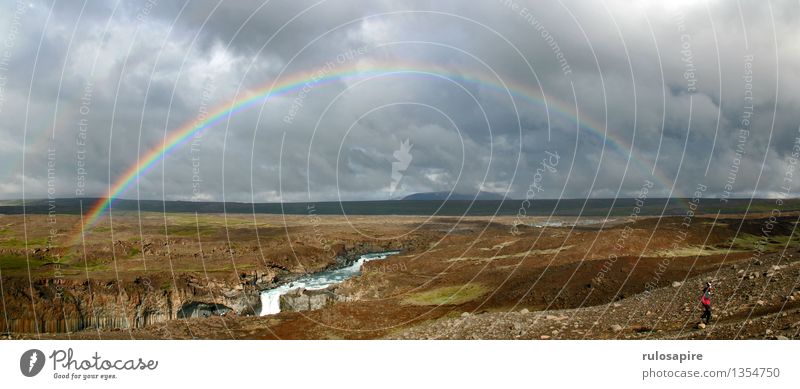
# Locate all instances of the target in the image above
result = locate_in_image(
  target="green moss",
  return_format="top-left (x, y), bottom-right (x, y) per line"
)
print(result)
top-left (0, 254), bottom-right (47, 270)
top-left (728, 232), bottom-right (800, 252)
top-left (167, 225), bottom-right (216, 237)
top-left (449, 246), bottom-right (572, 263)
top-left (170, 263), bottom-right (256, 273)
top-left (0, 238), bottom-right (47, 248)
top-left (652, 246), bottom-right (744, 257)
top-left (82, 261), bottom-right (109, 272)
top-left (401, 283), bottom-right (488, 306)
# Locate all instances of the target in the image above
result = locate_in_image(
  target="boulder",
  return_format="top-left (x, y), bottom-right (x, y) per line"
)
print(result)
top-left (280, 288), bottom-right (336, 312)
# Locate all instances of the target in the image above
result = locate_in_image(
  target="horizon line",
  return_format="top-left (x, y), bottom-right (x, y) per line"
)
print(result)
top-left (1, 196), bottom-right (795, 204)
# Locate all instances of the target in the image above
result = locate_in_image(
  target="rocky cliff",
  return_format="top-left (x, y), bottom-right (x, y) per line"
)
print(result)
top-left (0, 272), bottom-right (263, 334)
top-left (0, 221), bottom-right (434, 335)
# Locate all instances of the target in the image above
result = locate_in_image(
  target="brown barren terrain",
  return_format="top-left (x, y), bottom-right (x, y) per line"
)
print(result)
top-left (1, 211), bottom-right (799, 339)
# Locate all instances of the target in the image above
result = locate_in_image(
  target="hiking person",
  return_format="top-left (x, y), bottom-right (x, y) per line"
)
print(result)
top-left (700, 281), bottom-right (712, 324)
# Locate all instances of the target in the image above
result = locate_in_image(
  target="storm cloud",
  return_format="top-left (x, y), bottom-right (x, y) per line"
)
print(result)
top-left (0, 0), bottom-right (798, 203)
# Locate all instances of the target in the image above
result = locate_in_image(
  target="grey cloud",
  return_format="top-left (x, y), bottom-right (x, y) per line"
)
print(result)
top-left (0, 0), bottom-right (798, 203)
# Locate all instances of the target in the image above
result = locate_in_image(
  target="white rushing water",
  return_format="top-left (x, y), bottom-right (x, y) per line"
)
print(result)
top-left (259, 251), bottom-right (400, 316)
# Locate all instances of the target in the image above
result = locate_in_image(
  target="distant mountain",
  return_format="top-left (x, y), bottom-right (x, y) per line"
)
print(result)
top-left (2, 197), bottom-right (797, 217)
top-left (401, 191), bottom-right (506, 201)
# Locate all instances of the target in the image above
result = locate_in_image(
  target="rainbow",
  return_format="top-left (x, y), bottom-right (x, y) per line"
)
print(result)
top-left (70, 61), bottom-right (681, 244)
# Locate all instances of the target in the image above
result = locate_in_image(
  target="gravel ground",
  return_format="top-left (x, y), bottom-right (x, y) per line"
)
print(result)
top-left (389, 253), bottom-right (800, 340)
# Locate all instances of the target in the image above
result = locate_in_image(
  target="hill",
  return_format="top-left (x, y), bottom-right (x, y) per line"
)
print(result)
top-left (401, 191), bottom-right (505, 201)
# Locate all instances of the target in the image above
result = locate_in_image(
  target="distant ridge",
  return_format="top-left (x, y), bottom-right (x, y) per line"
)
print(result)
top-left (401, 191), bottom-right (505, 201)
top-left (2, 197), bottom-right (795, 217)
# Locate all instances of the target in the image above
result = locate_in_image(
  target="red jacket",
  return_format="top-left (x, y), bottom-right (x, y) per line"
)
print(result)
top-left (700, 287), bottom-right (711, 305)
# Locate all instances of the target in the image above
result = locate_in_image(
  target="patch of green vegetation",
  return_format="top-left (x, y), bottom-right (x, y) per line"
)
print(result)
top-left (44, 257), bottom-right (108, 276)
top-left (0, 237), bottom-right (47, 248)
top-left (80, 261), bottom-right (109, 272)
top-left (163, 213), bottom-right (274, 229)
top-left (653, 246), bottom-right (743, 257)
top-left (728, 233), bottom-right (763, 250)
top-left (124, 262), bottom-right (256, 274)
top-left (0, 254), bottom-right (47, 270)
top-left (168, 214), bottom-right (235, 225)
top-left (167, 225), bottom-right (216, 237)
top-left (160, 281), bottom-right (172, 291)
top-left (449, 246), bottom-right (572, 263)
top-left (728, 231), bottom-right (800, 252)
top-left (401, 283), bottom-right (488, 306)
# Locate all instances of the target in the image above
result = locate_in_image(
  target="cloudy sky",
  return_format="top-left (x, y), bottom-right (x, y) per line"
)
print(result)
top-left (0, 0), bottom-right (797, 203)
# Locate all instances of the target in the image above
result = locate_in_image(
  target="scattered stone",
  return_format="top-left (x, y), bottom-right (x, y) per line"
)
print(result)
top-left (765, 329), bottom-right (773, 335)
top-left (540, 335), bottom-right (551, 340)
top-left (520, 308), bottom-right (529, 314)
top-left (461, 312), bottom-right (471, 318)
top-left (610, 324), bottom-right (623, 332)
top-left (776, 335), bottom-right (789, 340)
top-left (545, 315), bottom-right (559, 320)
top-left (672, 281), bottom-right (683, 288)
top-left (697, 323), bottom-right (706, 329)
top-left (756, 300), bottom-right (765, 306)
top-left (551, 329), bottom-right (559, 335)
top-left (612, 302), bottom-right (621, 308)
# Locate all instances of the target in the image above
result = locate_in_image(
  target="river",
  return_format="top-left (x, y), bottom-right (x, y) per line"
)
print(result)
top-left (259, 251), bottom-right (400, 315)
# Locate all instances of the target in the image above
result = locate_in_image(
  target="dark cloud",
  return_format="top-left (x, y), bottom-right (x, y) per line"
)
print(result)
top-left (0, 0), bottom-right (798, 202)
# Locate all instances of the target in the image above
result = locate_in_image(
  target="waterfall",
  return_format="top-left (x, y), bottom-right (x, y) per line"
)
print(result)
top-left (259, 251), bottom-right (399, 316)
